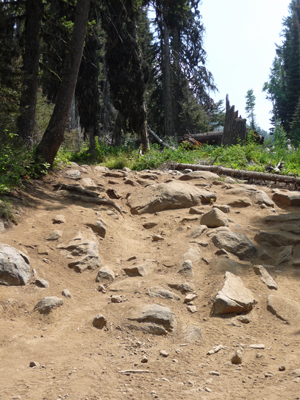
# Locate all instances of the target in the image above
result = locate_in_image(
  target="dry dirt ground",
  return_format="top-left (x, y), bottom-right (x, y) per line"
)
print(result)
top-left (1, 164), bottom-right (300, 400)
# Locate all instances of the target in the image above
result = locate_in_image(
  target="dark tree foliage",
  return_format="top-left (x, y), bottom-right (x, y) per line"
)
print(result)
top-left (101, 0), bottom-right (150, 150)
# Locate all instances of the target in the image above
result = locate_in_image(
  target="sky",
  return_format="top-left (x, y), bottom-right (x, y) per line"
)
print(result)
top-left (200, 0), bottom-right (291, 132)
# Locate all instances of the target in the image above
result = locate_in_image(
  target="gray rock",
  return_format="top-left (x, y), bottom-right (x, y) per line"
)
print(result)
top-left (127, 181), bottom-right (216, 214)
top-left (34, 297), bottom-right (63, 314)
top-left (128, 304), bottom-right (175, 334)
top-left (253, 265), bottom-right (277, 290)
top-left (80, 177), bottom-right (97, 189)
top-left (227, 198), bottom-right (251, 207)
top-left (187, 305), bottom-right (197, 313)
top-left (0, 222), bottom-right (5, 232)
top-left (184, 293), bottom-right (198, 303)
top-left (272, 190), bottom-right (300, 206)
top-left (189, 207), bottom-right (204, 215)
top-left (279, 223), bottom-right (300, 234)
top-left (96, 266), bottom-right (115, 285)
top-left (178, 171), bottom-right (219, 181)
top-left (213, 271), bottom-right (257, 315)
top-left (265, 212), bottom-right (300, 223)
top-left (189, 225), bottom-right (207, 239)
top-left (62, 289), bottom-right (72, 298)
top-left (267, 295), bottom-right (300, 324)
top-left (103, 171), bottom-right (126, 178)
top-left (178, 260), bottom-right (193, 277)
top-left (123, 262), bottom-right (153, 277)
top-left (93, 314), bottom-right (107, 329)
top-left (147, 287), bottom-right (180, 301)
top-left (213, 204), bottom-right (230, 213)
top-left (255, 230), bottom-right (300, 247)
top-left (253, 191), bottom-right (274, 207)
top-left (183, 246), bottom-right (201, 263)
top-left (46, 230), bottom-right (62, 241)
top-left (35, 278), bottom-right (49, 288)
top-left (52, 215), bottom-right (66, 224)
top-left (86, 220), bottom-right (106, 238)
top-left (143, 222), bottom-right (157, 229)
top-left (168, 282), bottom-right (194, 294)
top-left (0, 243), bottom-right (31, 286)
top-left (65, 169), bottom-right (81, 180)
top-left (231, 350), bottom-right (242, 364)
top-left (182, 325), bottom-right (202, 343)
top-left (277, 245), bottom-right (293, 265)
top-left (212, 231), bottom-right (257, 260)
top-left (111, 295), bottom-right (123, 303)
top-left (200, 208), bottom-right (229, 228)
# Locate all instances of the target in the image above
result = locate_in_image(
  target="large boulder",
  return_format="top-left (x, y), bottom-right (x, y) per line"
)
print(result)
top-left (127, 181), bottom-right (216, 214)
top-left (213, 272), bottom-right (257, 315)
top-left (0, 243), bottom-right (31, 286)
top-left (212, 231), bottom-right (257, 260)
top-left (272, 190), bottom-right (300, 206)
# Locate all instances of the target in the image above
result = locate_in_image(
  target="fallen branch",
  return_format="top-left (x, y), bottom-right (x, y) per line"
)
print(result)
top-left (148, 126), bottom-right (176, 150)
top-left (53, 183), bottom-right (100, 197)
top-left (169, 162), bottom-right (300, 187)
top-left (119, 369), bottom-right (150, 374)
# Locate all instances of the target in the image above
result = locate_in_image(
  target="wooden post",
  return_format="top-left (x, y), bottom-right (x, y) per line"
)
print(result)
top-left (222, 95), bottom-right (247, 146)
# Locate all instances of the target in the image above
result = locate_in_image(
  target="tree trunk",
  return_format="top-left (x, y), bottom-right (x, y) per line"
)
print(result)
top-left (112, 112), bottom-right (124, 146)
top-left (35, 0), bottom-right (90, 167)
top-left (17, 0), bottom-right (43, 148)
top-left (222, 95), bottom-right (247, 146)
top-left (178, 131), bottom-right (223, 145)
top-left (162, 17), bottom-right (174, 137)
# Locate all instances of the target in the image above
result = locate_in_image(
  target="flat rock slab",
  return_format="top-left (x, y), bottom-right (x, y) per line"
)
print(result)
top-left (273, 191), bottom-right (300, 206)
top-left (213, 271), bottom-right (257, 315)
top-left (267, 295), bottom-right (300, 324)
top-left (147, 287), bottom-right (180, 301)
top-left (0, 243), bottom-right (31, 286)
top-left (34, 297), bottom-right (63, 314)
top-left (254, 230), bottom-right (300, 247)
top-left (212, 231), bottom-right (257, 260)
top-left (265, 212), bottom-right (300, 223)
top-left (128, 304), bottom-right (175, 334)
top-left (253, 265), bottom-right (277, 290)
top-left (178, 171), bottom-right (219, 181)
top-left (127, 181), bottom-right (216, 214)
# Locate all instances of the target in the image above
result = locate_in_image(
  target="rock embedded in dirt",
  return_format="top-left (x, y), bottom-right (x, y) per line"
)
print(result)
top-left (253, 191), bottom-right (274, 207)
top-left (64, 234), bottom-right (101, 273)
top-left (96, 266), bottom-right (115, 285)
top-left (34, 296), bottom-right (63, 314)
top-left (272, 190), bottom-right (300, 206)
top-left (46, 230), bottom-right (62, 241)
top-left (127, 181), bottom-right (216, 214)
top-left (231, 350), bottom-right (242, 364)
top-left (254, 230), bottom-right (300, 247)
top-left (183, 246), bottom-right (201, 263)
top-left (65, 169), bottom-right (81, 180)
top-left (267, 295), bottom-right (300, 324)
top-left (200, 208), bottom-right (229, 228)
top-left (29, 361), bottom-right (40, 368)
top-left (178, 171), bottom-right (219, 181)
top-left (86, 220), bottom-right (106, 238)
top-left (277, 245), bottom-right (293, 265)
top-left (93, 314), bottom-right (107, 329)
top-left (177, 260), bottom-right (194, 278)
top-left (227, 198), bottom-right (251, 208)
top-left (189, 225), bottom-right (207, 239)
top-left (123, 262), bottom-right (153, 277)
top-left (35, 278), bottom-right (49, 288)
top-left (253, 265), bottom-right (277, 290)
top-left (128, 304), bottom-right (175, 334)
top-left (212, 231), bottom-right (257, 260)
top-left (62, 289), bottom-right (72, 298)
top-left (52, 215), bottom-right (66, 224)
top-left (213, 204), bottom-right (230, 213)
top-left (147, 287), bottom-right (180, 301)
top-left (0, 243), bottom-right (31, 286)
top-left (182, 325), bottom-right (202, 343)
top-left (143, 222), bottom-right (157, 229)
top-left (212, 271), bottom-right (257, 315)
top-left (168, 282), bottom-right (194, 294)
top-left (184, 293), bottom-right (198, 303)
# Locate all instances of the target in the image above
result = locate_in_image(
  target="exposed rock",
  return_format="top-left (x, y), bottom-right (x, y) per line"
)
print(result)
top-left (168, 282), bottom-right (194, 294)
top-left (35, 278), bottom-right (49, 288)
top-left (183, 246), bottom-right (201, 263)
top-left (93, 314), bottom-right (107, 329)
top-left (212, 271), bottom-right (257, 315)
top-left (152, 234), bottom-right (164, 241)
top-left (0, 222), bottom-right (5, 233)
top-left (277, 245), bottom-right (293, 265)
top-left (86, 220), bottom-right (106, 238)
top-left (265, 212), bottom-right (300, 223)
top-left (0, 243), bottom-right (31, 286)
top-left (184, 293), bottom-right (198, 303)
top-left (187, 305), bottom-right (197, 313)
top-left (147, 287), bottom-right (180, 301)
top-left (189, 207), bottom-right (204, 215)
top-left (34, 297), bottom-right (63, 314)
top-left (253, 265), bottom-right (277, 290)
top-left (159, 350), bottom-right (169, 357)
top-left (65, 169), bottom-right (81, 180)
top-left (143, 222), bottom-right (157, 229)
top-left (213, 204), bottom-right (230, 213)
top-left (227, 198), bottom-right (251, 207)
top-left (177, 260), bottom-right (193, 278)
top-left (254, 230), bottom-right (300, 247)
top-left (273, 190), bottom-right (300, 206)
top-left (46, 230), bottom-right (62, 241)
top-left (139, 173), bottom-right (158, 180)
top-left (200, 208), bottom-right (229, 228)
top-left (278, 223), bottom-right (300, 234)
top-left (123, 262), bottom-right (153, 277)
top-left (52, 215), bottom-right (66, 224)
top-left (127, 181), bottom-right (216, 214)
top-left (29, 361), bottom-right (40, 368)
top-left (128, 304), bottom-right (175, 334)
top-left (80, 177), bottom-right (97, 190)
top-left (178, 171), bottom-right (219, 181)
top-left (62, 289), bottom-right (72, 298)
top-left (103, 171), bottom-right (126, 178)
top-left (212, 231), bottom-right (257, 260)
top-left (96, 266), bottom-right (115, 285)
top-left (182, 325), bottom-right (202, 343)
top-left (231, 350), bottom-right (242, 364)
top-left (111, 295), bottom-right (123, 303)
top-left (189, 225), bottom-right (207, 239)
top-left (253, 191), bottom-right (274, 207)
top-left (267, 295), bottom-right (300, 324)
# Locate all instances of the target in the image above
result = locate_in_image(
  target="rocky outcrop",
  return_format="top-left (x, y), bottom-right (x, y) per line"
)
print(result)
top-left (0, 243), bottom-right (31, 286)
top-left (212, 231), bottom-right (257, 260)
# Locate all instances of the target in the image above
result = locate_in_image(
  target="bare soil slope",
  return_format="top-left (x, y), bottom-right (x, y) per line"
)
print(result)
top-left (1, 164), bottom-right (300, 400)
